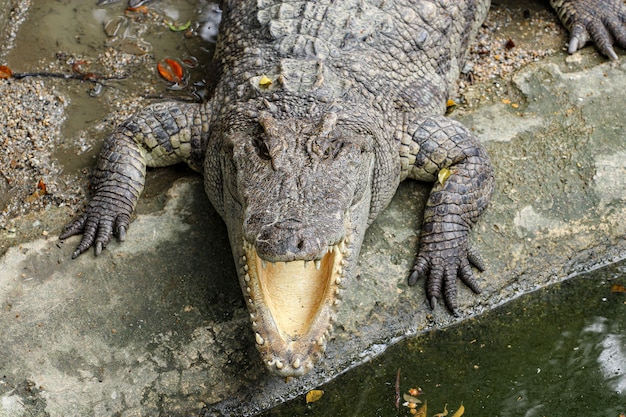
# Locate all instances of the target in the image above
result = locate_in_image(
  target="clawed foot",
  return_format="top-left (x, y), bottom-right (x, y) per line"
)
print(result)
top-left (564, 0), bottom-right (626, 60)
top-left (408, 237), bottom-right (485, 316)
top-left (59, 198), bottom-right (131, 258)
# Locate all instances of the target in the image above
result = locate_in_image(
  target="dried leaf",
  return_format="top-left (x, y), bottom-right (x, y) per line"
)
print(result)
top-left (413, 400), bottom-right (427, 417)
top-left (305, 389), bottom-right (323, 403)
top-left (104, 16), bottom-right (126, 37)
top-left (438, 167), bottom-right (451, 186)
top-left (451, 403), bottom-right (465, 417)
top-left (610, 284), bottom-right (626, 293)
top-left (0, 65), bottom-right (13, 79)
top-left (505, 38), bottom-right (516, 49)
top-left (403, 393), bottom-right (422, 404)
top-left (259, 75), bottom-right (273, 88)
top-left (37, 179), bottom-right (47, 194)
top-left (157, 58), bottom-right (184, 83)
top-left (167, 20), bottom-right (191, 32)
top-left (126, 5), bottom-right (148, 14)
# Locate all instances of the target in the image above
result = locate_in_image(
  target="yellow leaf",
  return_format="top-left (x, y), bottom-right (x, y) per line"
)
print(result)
top-left (446, 99), bottom-right (457, 108)
top-left (438, 167), bottom-right (451, 186)
top-left (451, 403), bottom-right (465, 417)
top-left (305, 389), bottom-right (323, 403)
top-left (259, 75), bottom-right (273, 88)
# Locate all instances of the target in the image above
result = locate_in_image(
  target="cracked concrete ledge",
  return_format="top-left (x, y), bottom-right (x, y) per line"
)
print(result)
top-left (2, 51), bottom-right (626, 417)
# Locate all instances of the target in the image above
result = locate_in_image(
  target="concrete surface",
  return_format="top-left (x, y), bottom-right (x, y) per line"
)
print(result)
top-left (2, 3), bottom-right (626, 417)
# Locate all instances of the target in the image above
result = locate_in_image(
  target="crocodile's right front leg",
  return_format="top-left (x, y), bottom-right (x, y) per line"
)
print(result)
top-left (60, 101), bottom-right (210, 258)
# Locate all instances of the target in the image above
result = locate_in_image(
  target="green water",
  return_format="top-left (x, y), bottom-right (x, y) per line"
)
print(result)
top-left (262, 262), bottom-right (626, 417)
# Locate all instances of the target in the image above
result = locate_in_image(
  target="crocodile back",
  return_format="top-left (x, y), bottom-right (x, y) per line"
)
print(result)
top-left (213, 0), bottom-right (490, 116)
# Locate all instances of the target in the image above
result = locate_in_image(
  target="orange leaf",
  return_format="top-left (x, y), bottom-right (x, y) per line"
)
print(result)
top-left (0, 65), bottom-right (13, 79)
top-left (37, 179), bottom-right (47, 194)
top-left (126, 5), bottom-right (148, 14)
top-left (305, 389), bottom-right (323, 403)
top-left (157, 58), bottom-right (183, 83)
top-left (611, 284), bottom-right (626, 293)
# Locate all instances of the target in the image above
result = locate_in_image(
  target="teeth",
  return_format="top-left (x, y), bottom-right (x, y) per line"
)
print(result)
top-left (292, 358), bottom-right (301, 369)
top-left (242, 255), bottom-right (247, 262)
top-left (275, 360), bottom-right (284, 369)
top-left (338, 240), bottom-right (345, 253)
top-left (243, 264), bottom-right (249, 272)
top-left (337, 267), bottom-right (343, 275)
top-left (261, 260), bottom-right (267, 269)
top-left (315, 260), bottom-right (321, 270)
top-left (335, 277), bottom-right (341, 285)
top-left (304, 261), bottom-right (309, 269)
top-left (246, 287), bottom-right (251, 293)
top-left (255, 333), bottom-right (264, 346)
top-left (245, 273), bottom-right (250, 282)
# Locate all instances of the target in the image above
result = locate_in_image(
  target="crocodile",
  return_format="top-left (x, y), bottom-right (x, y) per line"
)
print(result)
top-left (61, 0), bottom-right (626, 377)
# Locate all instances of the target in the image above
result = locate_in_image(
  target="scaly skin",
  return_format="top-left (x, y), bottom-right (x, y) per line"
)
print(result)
top-left (551, 0), bottom-right (626, 60)
top-left (63, 0), bottom-right (626, 377)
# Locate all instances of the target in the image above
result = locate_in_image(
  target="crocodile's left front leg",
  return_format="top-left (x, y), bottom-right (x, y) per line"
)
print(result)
top-left (400, 116), bottom-right (494, 315)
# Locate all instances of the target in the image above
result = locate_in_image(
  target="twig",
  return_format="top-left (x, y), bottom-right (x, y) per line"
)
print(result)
top-left (395, 367), bottom-right (401, 409)
top-left (11, 72), bottom-right (128, 82)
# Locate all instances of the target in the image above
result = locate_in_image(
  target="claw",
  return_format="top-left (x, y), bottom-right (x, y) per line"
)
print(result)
top-left (568, 36), bottom-right (580, 54)
top-left (95, 241), bottom-right (103, 256)
top-left (59, 213), bottom-right (87, 240)
top-left (429, 296), bottom-right (437, 310)
top-left (606, 46), bottom-right (619, 61)
top-left (467, 246), bottom-right (486, 272)
top-left (118, 225), bottom-right (127, 242)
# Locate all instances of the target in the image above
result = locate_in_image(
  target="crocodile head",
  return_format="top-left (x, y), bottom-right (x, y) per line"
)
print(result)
top-left (217, 108), bottom-right (377, 376)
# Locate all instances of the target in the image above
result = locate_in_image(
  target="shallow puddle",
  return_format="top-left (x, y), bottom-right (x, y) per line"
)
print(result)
top-left (4, 0), bottom-right (214, 171)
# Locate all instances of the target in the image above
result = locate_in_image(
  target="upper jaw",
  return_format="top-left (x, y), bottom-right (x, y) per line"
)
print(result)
top-left (239, 237), bottom-right (349, 377)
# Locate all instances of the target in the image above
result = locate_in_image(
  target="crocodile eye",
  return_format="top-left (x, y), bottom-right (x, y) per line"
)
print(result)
top-left (253, 136), bottom-right (271, 160)
top-left (314, 130), bottom-right (344, 160)
top-left (321, 141), bottom-right (344, 159)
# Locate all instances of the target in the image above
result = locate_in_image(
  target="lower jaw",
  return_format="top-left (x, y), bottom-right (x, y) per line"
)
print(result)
top-left (240, 239), bottom-right (349, 376)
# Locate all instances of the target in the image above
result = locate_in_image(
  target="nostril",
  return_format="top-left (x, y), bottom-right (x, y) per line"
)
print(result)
top-left (296, 239), bottom-right (305, 250)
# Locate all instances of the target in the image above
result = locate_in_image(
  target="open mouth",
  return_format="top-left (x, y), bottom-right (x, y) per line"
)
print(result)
top-left (241, 239), bottom-right (347, 376)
